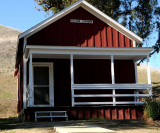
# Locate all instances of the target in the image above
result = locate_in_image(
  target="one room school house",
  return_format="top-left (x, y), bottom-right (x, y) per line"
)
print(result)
top-left (15, 0), bottom-right (153, 121)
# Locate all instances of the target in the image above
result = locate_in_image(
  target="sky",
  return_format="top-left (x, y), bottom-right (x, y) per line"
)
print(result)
top-left (0, 0), bottom-right (160, 69)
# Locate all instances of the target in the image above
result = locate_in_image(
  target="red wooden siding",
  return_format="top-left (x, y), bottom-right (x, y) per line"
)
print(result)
top-left (74, 59), bottom-right (112, 84)
top-left (17, 39), bottom-right (24, 113)
top-left (17, 71), bottom-right (20, 113)
top-left (24, 106), bottom-right (144, 121)
top-left (111, 108), bottom-right (117, 119)
top-left (105, 108), bottom-right (111, 120)
top-left (20, 56), bottom-right (23, 111)
top-left (27, 8), bottom-right (133, 47)
top-left (114, 60), bottom-right (135, 83)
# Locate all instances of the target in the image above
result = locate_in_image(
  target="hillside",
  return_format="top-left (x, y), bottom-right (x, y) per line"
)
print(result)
top-left (0, 25), bottom-right (160, 118)
top-left (0, 25), bottom-right (21, 118)
top-left (138, 66), bottom-right (160, 98)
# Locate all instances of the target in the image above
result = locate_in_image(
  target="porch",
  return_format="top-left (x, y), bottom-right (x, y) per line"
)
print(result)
top-left (23, 46), bottom-right (153, 108)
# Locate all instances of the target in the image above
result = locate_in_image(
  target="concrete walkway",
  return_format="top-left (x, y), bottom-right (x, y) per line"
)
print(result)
top-left (55, 126), bottom-right (116, 133)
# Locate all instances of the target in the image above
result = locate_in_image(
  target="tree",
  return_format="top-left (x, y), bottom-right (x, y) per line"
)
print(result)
top-left (35, 0), bottom-right (160, 63)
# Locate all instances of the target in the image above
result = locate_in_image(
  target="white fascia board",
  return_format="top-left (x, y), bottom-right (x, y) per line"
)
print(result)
top-left (28, 48), bottom-right (151, 57)
top-left (26, 46), bottom-right (153, 61)
top-left (19, 0), bottom-right (142, 45)
top-left (29, 49), bottom-right (149, 56)
top-left (26, 45), bottom-right (153, 52)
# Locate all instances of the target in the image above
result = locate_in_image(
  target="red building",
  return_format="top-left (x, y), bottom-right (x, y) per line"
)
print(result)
top-left (15, 0), bottom-right (153, 121)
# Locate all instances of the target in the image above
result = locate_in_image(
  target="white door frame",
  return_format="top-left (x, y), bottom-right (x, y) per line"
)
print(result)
top-left (32, 62), bottom-right (54, 107)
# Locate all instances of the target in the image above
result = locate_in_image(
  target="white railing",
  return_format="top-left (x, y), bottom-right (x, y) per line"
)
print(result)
top-left (72, 84), bottom-right (152, 106)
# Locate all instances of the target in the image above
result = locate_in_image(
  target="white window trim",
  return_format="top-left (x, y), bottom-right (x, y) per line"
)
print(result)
top-left (32, 62), bottom-right (54, 107)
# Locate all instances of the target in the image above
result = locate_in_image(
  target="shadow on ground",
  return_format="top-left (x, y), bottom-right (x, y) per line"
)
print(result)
top-left (0, 119), bottom-right (155, 131)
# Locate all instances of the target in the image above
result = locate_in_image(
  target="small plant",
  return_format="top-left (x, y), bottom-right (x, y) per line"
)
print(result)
top-left (144, 97), bottom-right (160, 120)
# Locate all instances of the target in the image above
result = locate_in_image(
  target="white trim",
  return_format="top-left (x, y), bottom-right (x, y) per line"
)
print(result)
top-left (134, 62), bottom-right (138, 84)
top-left (26, 46), bottom-right (153, 61)
top-left (19, 0), bottom-right (142, 45)
top-left (72, 84), bottom-right (152, 89)
top-left (70, 55), bottom-right (74, 85)
top-left (32, 62), bottom-right (54, 107)
top-left (26, 45), bottom-right (153, 51)
top-left (111, 55), bottom-right (115, 84)
top-left (149, 88), bottom-right (152, 97)
top-left (147, 55), bottom-right (151, 84)
top-left (133, 41), bottom-right (136, 47)
top-left (29, 54), bottom-right (33, 106)
top-left (111, 55), bottom-right (116, 105)
top-left (74, 102), bottom-right (144, 105)
top-left (23, 57), bottom-right (27, 109)
top-left (27, 46), bottom-right (153, 60)
top-left (70, 55), bottom-right (74, 107)
top-left (30, 50), bottom-right (149, 56)
top-left (24, 37), bottom-right (27, 48)
top-left (73, 94), bottom-right (150, 97)
top-left (136, 92), bottom-right (139, 102)
top-left (72, 83), bottom-right (152, 106)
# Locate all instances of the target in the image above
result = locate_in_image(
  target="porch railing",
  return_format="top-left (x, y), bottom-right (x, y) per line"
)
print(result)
top-left (72, 84), bottom-right (152, 106)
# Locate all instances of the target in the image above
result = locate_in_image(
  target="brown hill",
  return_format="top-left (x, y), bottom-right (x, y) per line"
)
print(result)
top-left (0, 25), bottom-right (21, 76)
top-left (0, 25), bottom-right (159, 118)
top-left (0, 25), bottom-right (21, 118)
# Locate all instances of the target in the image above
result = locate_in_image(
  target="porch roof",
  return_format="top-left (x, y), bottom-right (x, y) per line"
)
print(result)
top-left (25, 45), bottom-right (153, 62)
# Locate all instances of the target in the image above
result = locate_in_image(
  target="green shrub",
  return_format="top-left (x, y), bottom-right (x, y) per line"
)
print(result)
top-left (144, 97), bottom-right (160, 120)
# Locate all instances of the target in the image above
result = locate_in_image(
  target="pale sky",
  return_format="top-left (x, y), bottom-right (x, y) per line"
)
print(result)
top-left (0, 0), bottom-right (159, 69)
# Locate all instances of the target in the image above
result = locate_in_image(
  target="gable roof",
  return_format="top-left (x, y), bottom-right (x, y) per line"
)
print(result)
top-left (19, 0), bottom-right (143, 44)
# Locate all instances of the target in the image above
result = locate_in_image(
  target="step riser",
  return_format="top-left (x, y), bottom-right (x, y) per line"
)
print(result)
top-left (35, 111), bottom-right (68, 122)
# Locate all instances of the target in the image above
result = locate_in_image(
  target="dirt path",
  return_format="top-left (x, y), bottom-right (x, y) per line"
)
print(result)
top-left (0, 120), bottom-right (160, 133)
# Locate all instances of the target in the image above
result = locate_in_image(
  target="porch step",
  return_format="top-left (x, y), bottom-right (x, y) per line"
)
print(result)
top-left (35, 111), bottom-right (68, 122)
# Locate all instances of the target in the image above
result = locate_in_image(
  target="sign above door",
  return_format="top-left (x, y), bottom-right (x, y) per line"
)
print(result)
top-left (70, 19), bottom-right (93, 24)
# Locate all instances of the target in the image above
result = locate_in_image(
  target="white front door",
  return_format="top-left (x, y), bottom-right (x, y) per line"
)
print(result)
top-left (33, 63), bottom-right (54, 107)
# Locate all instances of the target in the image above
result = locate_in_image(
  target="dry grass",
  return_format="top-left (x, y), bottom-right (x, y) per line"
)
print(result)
top-left (138, 65), bottom-right (160, 98)
top-left (0, 25), bottom-right (21, 118)
top-left (0, 25), bottom-right (21, 76)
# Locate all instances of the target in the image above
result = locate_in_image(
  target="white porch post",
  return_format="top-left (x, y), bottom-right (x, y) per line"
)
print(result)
top-left (111, 55), bottom-right (116, 105)
top-left (70, 54), bottom-right (74, 106)
top-left (134, 62), bottom-right (138, 84)
top-left (147, 55), bottom-right (151, 84)
top-left (29, 53), bottom-right (33, 106)
top-left (147, 55), bottom-right (152, 97)
top-left (111, 55), bottom-right (115, 84)
top-left (23, 57), bottom-right (27, 109)
top-left (134, 61), bottom-right (139, 105)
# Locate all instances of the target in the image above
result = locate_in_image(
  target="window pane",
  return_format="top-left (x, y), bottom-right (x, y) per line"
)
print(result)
top-left (34, 67), bottom-right (49, 85)
top-left (34, 87), bottom-right (49, 105)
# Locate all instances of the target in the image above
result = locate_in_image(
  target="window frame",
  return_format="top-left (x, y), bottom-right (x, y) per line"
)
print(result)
top-left (32, 62), bottom-right (54, 107)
